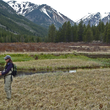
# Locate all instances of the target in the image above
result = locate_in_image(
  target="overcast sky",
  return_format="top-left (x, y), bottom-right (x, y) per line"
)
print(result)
top-left (4, 0), bottom-right (110, 21)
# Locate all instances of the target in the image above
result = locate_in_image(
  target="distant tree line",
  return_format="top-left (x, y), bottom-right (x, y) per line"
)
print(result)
top-left (47, 20), bottom-right (110, 43)
top-left (1, 19), bottom-right (110, 43)
top-left (0, 28), bottom-right (41, 43)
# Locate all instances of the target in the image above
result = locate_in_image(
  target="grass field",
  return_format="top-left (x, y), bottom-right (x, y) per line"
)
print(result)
top-left (0, 68), bottom-right (110, 109)
top-left (0, 54), bottom-right (34, 65)
top-left (0, 43), bottom-right (110, 109)
top-left (0, 53), bottom-right (110, 71)
top-left (15, 58), bottom-right (102, 70)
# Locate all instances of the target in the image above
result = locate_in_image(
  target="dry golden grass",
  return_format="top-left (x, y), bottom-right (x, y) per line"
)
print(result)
top-left (0, 68), bottom-right (110, 109)
top-left (15, 58), bottom-right (101, 70)
top-left (76, 51), bottom-right (110, 55)
top-left (2, 51), bottom-right (110, 55)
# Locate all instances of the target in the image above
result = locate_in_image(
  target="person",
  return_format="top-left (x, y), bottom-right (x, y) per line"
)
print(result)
top-left (0, 55), bottom-right (13, 100)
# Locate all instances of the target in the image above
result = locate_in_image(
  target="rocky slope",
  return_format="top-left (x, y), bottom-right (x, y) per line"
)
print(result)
top-left (0, 0), bottom-right (47, 37)
top-left (7, 1), bottom-right (75, 28)
top-left (76, 12), bottom-right (110, 26)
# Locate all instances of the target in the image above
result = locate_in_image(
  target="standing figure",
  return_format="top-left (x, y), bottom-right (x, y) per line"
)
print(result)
top-left (0, 55), bottom-right (13, 100)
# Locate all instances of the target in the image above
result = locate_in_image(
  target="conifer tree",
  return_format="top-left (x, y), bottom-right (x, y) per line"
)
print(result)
top-left (48, 24), bottom-right (56, 42)
top-left (98, 20), bottom-right (104, 33)
top-left (71, 23), bottom-right (78, 42)
top-left (61, 22), bottom-right (67, 42)
top-left (103, 22), bottom-right (108, 42)
top-left (106, 23), bottom-right (110, 43)
top-left (106, 29), bottom-right (110, 43)
top-left (78, 20), bottom-right (84, 41)
top-left (95, 27), bottom-right (100, 40)
top-left (85, 28), bottom-right (93, 42)
top-left (37, 37), bottom-right (41, 42)
top-left (65, 21), bottom-right (71, 42)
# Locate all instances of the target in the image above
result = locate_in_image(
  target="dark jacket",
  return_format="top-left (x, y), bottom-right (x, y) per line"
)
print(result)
top-left (2, 62), bottom-right (13, 75)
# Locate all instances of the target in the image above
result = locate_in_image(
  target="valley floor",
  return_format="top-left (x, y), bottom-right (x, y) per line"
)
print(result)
top-left (0, 43), bottom-right (110, 109)
top-left (0, 68), bottom-right (110, 109)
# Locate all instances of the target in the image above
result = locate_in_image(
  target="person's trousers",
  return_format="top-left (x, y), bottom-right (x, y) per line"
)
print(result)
top-left (4, 75), bottom-right (12, 99)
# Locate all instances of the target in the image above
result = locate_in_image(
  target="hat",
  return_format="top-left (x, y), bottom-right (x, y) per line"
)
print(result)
top-left (4, 55), bottom-right (11, 60)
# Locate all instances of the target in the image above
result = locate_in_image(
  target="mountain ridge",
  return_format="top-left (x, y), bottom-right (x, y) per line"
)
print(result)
top-left (76, 12), bottom-right (110, 26)
top-left (6, 0), bottom-right (75, 29)
top-left (3, 0), bottom-right (110, 28)
top-left (0, 0), bottom-right (47, 37)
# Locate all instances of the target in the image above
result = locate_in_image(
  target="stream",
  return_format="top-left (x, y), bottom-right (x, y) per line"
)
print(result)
top-left (0, 64), bottom-right (109, 78)
top-left (16, 70), bottom-right (77, 77)
top-left (0, 66), bottom-right (77, 79)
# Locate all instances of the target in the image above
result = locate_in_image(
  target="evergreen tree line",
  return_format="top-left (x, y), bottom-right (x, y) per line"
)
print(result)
top-left (47, 20), bottom-right (110, 43)
top-left (1, 19), bottom-right (110, 43)
top-left (0, 28), bottom-right (41, 43)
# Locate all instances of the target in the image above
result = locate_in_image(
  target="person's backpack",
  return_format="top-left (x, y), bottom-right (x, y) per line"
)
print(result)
top-left (11, 63), bottom-right (17, 77)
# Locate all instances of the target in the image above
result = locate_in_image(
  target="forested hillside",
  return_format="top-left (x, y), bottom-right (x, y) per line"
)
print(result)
top-left (1, 0), bottom-right (110, 43)
top-left (0, 0), bottom-right (47, 42)
top-left (47, 20), bottom-right (110, 43)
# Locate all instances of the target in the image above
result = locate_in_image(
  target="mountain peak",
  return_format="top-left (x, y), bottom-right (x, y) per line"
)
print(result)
top-left (0, 0), bottom-right (47, 37)
top-left (7, 0), bottom-right (39, 16)
top-left (76, 12), bottom-right (110, 26)
top-left (6, 0), bottom-right (74, 28)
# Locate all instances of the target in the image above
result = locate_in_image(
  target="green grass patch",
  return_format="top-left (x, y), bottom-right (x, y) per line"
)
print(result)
top-left (0, 53), bottom-right (110, 70)
top-left (0, 54), bottom-right (34, 65)
top-left (34, 54), bottom-right (91, 60)
top-left (33, 54), bottom-right (105, 66)
top-left (96, 58), bottom-right (110, 66)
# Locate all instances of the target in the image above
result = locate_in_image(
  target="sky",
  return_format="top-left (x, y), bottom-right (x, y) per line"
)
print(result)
top-left (3, 0), bottom-right (110, 21)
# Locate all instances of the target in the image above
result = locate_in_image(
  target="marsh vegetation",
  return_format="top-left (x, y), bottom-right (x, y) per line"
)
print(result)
top-left (0, 53), bottom-right (110, 71)
top-left (0, 43), bottom-right (110, 109)
top-left (0, 69), bottom-right (110, 109)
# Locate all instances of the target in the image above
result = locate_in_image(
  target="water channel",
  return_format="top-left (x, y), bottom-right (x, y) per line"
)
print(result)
top-left (0, 66), bottom-right (77, 79)
top-left (0, 64), bottom-right (109, 79)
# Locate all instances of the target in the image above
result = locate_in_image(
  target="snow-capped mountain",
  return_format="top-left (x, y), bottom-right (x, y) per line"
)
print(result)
top-left (6, 1), bottom-right (74, 28)
top-left (0, 0), bottom-right (47, 37)
top-left (25, 4), bottom-right (74, 28)
top-left (7, 0), bottom-right (39, 16)
top-left (102, 13), bottom-right (110, 24)
top-left (76, 12), bottom-right (110, 26)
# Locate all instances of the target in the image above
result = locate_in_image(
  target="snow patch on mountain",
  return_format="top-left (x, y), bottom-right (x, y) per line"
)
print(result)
top-left (40, 6), bottom-right (51, 18)
top-left (76, 12), bottom-right (97, 23)
top-left (57, 12), bottom-right (64, 19)
top-left (7, 0), bottom-right (38, 16)
top-left (76, 12), bottom-right (110, 26)
top-left (100, 12), bottom-right (110, 19)
top-left (8, 1), bottom-right (19, 12)
top-left (6, 0), bottom-right (74, 28)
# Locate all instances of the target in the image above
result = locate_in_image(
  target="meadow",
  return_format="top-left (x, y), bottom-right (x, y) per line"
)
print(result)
top-left (0, 53), bottom-right (110, 71)
top-left (0, 42), bottom-right (110, 71)
top-left (0, 43), bottom-right (110, 109)
top-left (0, 68), bottom-right (110, 109)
